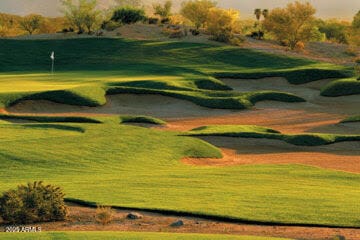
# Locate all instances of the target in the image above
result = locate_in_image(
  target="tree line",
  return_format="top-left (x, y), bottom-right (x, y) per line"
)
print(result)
top-left (0, 0), bottom-right (359, 50)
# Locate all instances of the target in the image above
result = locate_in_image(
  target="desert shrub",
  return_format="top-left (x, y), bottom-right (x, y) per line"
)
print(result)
top-left (161, 18), bottom-right (170, 24)
top-left (95, 206), bottom-right (114, 225)
top-left (148, 17), bottom-right (159, 24)
top-left (101, 20), bottom-right (121, 31)
top-left (190, 28), bottom-right (200, 36)
top-left (111, 7), bottom-right (146, 25)
top-left (162, 26), bottom-right (184, 38)
top-left (317, 19), bottom-right (349, 43)
top-left (229, 35), bottom-right (245, 46)
top-left (206, 7), bottom-right (240, 43)
top-left (294, 41), bottom-right (305, 51)
top-left (247, 31), bottom-right (264, 39)
top-left (0, 181), bottom-right (67, 224)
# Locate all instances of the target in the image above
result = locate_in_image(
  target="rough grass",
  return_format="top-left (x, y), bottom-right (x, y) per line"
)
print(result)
top-left (0, 232), bottom-right (291, 240)
top-left (321, 78), bottom-right (360, 96)
top-left (0, 38), bottom-right (351, 108)
top-left (120, 115), bottom-right (166, 125)
top-left (1, 120), bottom-right (360, 227)
top-left (187, 125), bottom-right (360, 146)
top-left (340, 115), bottom-right (360, 123)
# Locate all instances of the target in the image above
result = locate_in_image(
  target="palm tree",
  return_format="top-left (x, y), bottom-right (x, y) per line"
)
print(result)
top-left (254, 8), bottom-right (262, 21)
top-left (262, 9), bottom-right (269, 19)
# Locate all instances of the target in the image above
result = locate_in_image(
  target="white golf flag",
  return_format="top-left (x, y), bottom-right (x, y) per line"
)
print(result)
top-left (50, 51), bottom-right (55, 60)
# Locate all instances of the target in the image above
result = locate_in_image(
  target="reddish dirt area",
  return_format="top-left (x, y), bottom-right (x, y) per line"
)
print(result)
top-left (164, 109), bottom-right (344, 134)
top-left (1, 204), bottom-right (358, 240)
top-left (183, 146), bottom-right (360, 173)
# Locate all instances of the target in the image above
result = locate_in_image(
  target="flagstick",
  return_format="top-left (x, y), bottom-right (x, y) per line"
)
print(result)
top-left (51, 58), bottom-right (54, 74)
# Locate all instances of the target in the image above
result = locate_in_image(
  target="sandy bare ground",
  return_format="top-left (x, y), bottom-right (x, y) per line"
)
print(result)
top-left (183, 137), bottom-right (360, 173)
top-left (243, 38), bottom-right (359, 66)
top-left (1, 204), bottom-right (357, 240)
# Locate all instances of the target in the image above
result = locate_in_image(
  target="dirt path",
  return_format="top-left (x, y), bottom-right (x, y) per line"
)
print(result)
top-left (1, 204), bottom-right (357, 240)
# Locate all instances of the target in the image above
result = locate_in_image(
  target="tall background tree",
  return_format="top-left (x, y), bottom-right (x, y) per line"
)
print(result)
top-left (348, 10), bottom-right (360, 47)
top-left (153, 1), bottom-right (173, 21)
top-left (61, 0), bottom-right (101, 34)
top-left (206, 7), bottom-right (240, 42)
top-left (263, 1), bottom-right (319, 50)
top-left (254, 8), bottom-right (261, 21)
top-left (19, 14), bottom-right (42, 35)
top-left (180, 0), bottom-right (217, 30)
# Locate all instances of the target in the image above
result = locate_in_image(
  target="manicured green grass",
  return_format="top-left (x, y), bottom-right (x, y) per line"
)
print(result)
top-left (0, 113), bottom-right (102, 123)
top-left (0, 38), bottom-right (352, 108)
top-left (1, 120), bottom-right (360, 228)
top-left (0, 232), bottom-right (292, 240)
top-left (340, 115), bottom-right (360, 123)
top-left (186, 125), bottom-right (360, 146)
top-left (321, 78), bottom-right (360, 96)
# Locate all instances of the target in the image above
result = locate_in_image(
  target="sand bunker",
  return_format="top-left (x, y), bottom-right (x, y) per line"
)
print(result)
top-left (6, 79), bottom-right (360, 173)
top-left (223, 77), bottom-right (360, 115)
top-left (183, 137), bottom-right (360, 173)
top-left (6, 94), bottom-right (236, 119)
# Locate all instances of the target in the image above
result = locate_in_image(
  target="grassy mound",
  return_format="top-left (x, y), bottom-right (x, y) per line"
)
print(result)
top-left (340, 115), bottom-right (360, 123)
top-left (1, 121), bottom-right (360, 227)
top-left (214, 68), bottom-right (351, 85)
top-left (321, 78), bottom-right (360, 97)
top-left (0, 232), bottom-right (291, 240)
top-left (0, 113), bottom-right (102, 123)
top-left (120, 115), bottom-right (166, 125)
top-left (108, 87), bottom-right (305, 110)
top-left (22, 124), bottom-right (86, 133)
top-left (187, 125), bottom-right (360, 146)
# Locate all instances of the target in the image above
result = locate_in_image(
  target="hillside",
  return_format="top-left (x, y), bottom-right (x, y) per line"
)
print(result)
top-left (0, 37), bottom-right (359, 239)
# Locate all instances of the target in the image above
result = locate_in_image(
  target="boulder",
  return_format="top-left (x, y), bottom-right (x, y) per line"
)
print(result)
top-left (126, 212), bottom-right (143, 220)
top-left (170, 220), bottom-right (184, 227)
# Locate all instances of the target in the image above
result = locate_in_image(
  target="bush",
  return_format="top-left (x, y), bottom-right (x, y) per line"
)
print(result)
top-left (162, 26), bottom-right (184, 38)
top-left (0, 181), bottom-right (67, 224)
top-left (95, 206), bottom-right (114, 225)
top-left (161, 18), bottom-right (170, 24)
top-left (101, 21), bottom-right (121, 31)
top-left (190, 28), bottom-right (200, 36)
top-left (148, 17), bottom-right (159, 25)
top-left (111, 7), bottom-right (146, 25)
top-left (294, 41), bottom-right (305, 52)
